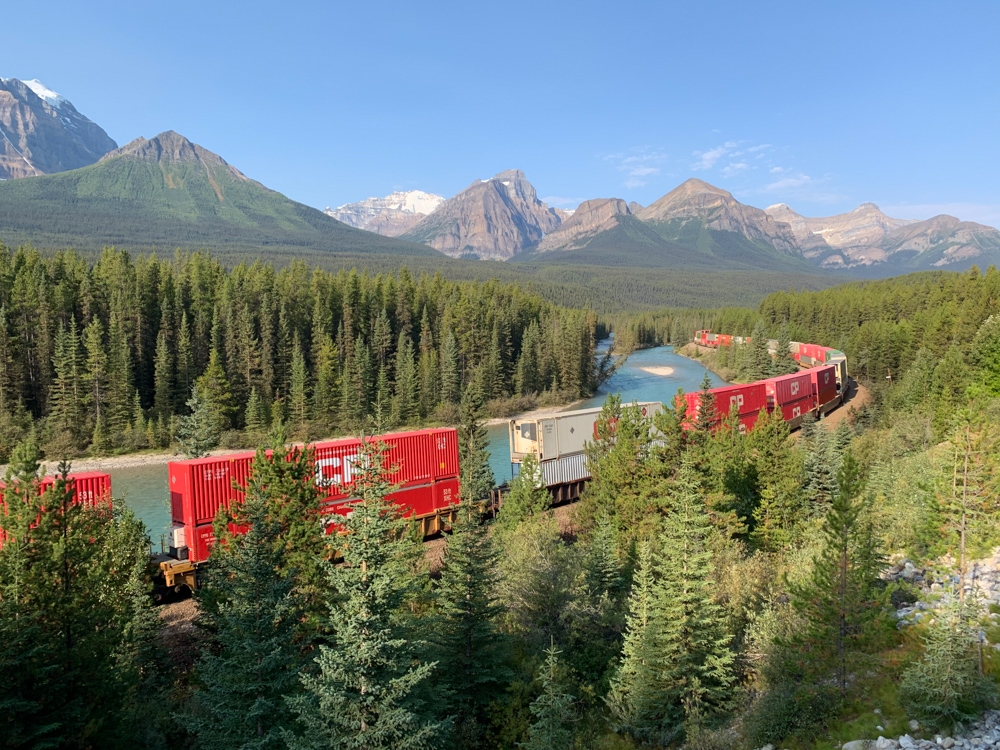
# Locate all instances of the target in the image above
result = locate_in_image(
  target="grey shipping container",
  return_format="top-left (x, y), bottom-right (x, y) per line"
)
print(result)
top-left (510, 401), bottom-right (663, 464)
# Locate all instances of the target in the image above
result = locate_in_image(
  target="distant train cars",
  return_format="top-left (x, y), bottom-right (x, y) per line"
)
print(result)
top-left (694, 329), bottom-right (849, 391)
top-left (0, 471), bottom-right (112, 548)
top-left (692, 329), bottom-right (846, 419)
top-left (167, 428), bottom-right (461, 564)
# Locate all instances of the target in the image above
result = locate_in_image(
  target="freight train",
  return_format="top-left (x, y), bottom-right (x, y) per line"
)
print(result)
top-left (0, 333), bottom-right (849, 596)
top-left (0, 472), bottom-right (112, 548)
top-left (508, 331), bottom-right (849, 497)
top-left (157, 428), bottom-right (462, 593)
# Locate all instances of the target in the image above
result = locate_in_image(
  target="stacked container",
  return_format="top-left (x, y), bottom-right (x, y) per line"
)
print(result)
top-left (810, 365), bottom-right (839, 409)
top-left (763, 371), bottom-right (816, 424)
top-left (0, 471), bottom-right (112, 549)
top-left (684, 382), bottom-right (767, 432)
top-left (510, 403), bottom-right (663, 488)
top-left (169, 429), bottom-right (461, 563)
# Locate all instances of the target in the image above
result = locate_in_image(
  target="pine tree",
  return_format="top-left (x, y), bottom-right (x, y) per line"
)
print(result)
top-left (311, 334), bottom-right (339, 431)
top-left (176, 387), bottom-right (219, 458)
top-left (0, 442), bottom-right (152, 746)
top-left (694, 372), bottom-right (718, 436)
top-left (457, 379), bottom-right (494, 503)
top-left (497, 452), bottom-right (549, 539)
top-left (84, 316), bottom-right (109, 431)
top-left (289, 337), bottom-right (310, 432)
top-left (439, 329), bottom-right (460, 405)
top-left (522, 642), bottom-right (575, 750)
top-left (607, 542), bottom-right (661, 735)
top-left (153, 327), bottom-right (173, 422)
top-left (584, 509), bottom-right (624, 599)
top-left (783, 453), bottom-right (888, 694)
top-left (245, 387), bottom-right (267, 434)
top-left (48, 319), bottom-right (86, 442)
top-left (653, 459), bottom-right (735, 737)
top-left (177, 310), bottom-right (195, 401)
top-left (196, 349), bottom-right (236, 435)
top-left (393, 331), bottom-right (419, 425)
top-left (771, 325), bottom-right (797, 376)
top-left (285, 435), bottom-right (442, 749)
top-left (749, 320), bottom-right (771, 381)
top-left (435, 502), bottom-right (510, 742)
top-left (899, 599), bottom-right (996, 730)
top-left (189, 485), bottom-right (303, 750)
top-left (801, 413), bottom-right (837, 507)
top-left (230, 434), bottom-right (328, 629)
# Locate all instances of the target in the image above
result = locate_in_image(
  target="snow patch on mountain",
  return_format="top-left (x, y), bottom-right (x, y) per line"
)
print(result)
top-left (22, 79), bottom-right (68, 109)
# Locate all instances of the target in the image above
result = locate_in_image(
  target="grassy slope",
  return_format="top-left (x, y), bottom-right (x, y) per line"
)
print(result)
top-left (0, 155), bottom-right (440, 257)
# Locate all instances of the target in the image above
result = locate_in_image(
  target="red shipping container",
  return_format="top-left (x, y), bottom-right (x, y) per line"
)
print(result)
top-left (1, 471), bottom-right (112, 549)
top-left (816, 385), bottom-right (839, 409)
top-left (763, 372), bottom-right (814, 406)
top-left (778, 395), bottom-right (814, 422)
top-left (809, 365), bottom-right (837, 395)
top-left (685, 382), bottom-right (767, 424)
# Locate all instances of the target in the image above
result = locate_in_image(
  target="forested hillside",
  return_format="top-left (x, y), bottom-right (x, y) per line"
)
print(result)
top-left (0, 245), bottom-right (606, 459)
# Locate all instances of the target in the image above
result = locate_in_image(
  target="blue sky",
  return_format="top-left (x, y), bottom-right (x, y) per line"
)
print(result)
top-left (5, 1), bottom-right (999, 224)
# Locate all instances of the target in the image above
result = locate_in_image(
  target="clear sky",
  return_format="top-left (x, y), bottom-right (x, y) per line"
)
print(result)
top-left (5, 1), bottom-right (999, 224)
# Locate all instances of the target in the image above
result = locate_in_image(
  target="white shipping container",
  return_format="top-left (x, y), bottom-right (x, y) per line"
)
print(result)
top-left (512, 453), bottom-right (591, 488)
top-left (510, 401), bottom-right (662, 463)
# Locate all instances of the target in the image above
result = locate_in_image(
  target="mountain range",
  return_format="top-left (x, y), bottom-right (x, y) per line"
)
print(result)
top-left (1, 76), bottom-right (997, 276)
top-left (338, 177), bottom-right (1000, 273)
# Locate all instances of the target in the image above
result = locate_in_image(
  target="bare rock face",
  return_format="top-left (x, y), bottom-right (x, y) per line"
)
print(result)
top-left (402, 169), bottom-right (561, 260)
top-left (765, 202), bottom-right (917, 254)
top-left (325, 190), bottom-right (445, 237)
top-left (0, 78), bottom-right (117, 179)
top-left (764, 202), bottom-right (1000, 269)
top-left (637, 178), bottom-right (799, 253)
top-left (537, 198), bottom-right (631, 252)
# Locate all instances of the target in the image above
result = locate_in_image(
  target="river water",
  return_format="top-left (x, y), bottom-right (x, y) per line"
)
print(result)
top-left (110, 345), bottom-right (725, 546)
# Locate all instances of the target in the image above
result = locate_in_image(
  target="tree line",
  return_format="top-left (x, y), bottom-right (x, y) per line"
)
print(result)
top-left (0, 245), bottom-right (609, 459)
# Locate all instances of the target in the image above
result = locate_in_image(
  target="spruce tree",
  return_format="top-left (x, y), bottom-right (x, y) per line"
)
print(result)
top-left (898, 599), bottom-right (996, 730)
top-left (176, 387), bottom-right (219, 458)
top-left (693, 372), bottom-right (718, 436)
top-left (285, 435), bottom-right (442, 749)
top-left (749, 320), bottom-right (771, 381)
top-left (457, 379), bottom-right (494, 504)
top-left (771, 325), bottom-right (797, 376)
top-left (498, 452), bottom-right (549, 539)
top-left (289, 337), bottom-right (310, 432)
top-left (227, 432), bottom-right (328, 630)
top-left (188, 485), bottom-right (303, 750)
top-left (653, 459), bottom-right (735, 737)
top-left (393, 331), bottom-right (419, 425)
top-left (522, 642), bottom-right (575, 750)
top-left (439, 329), bottom-right (460, 405)
top-left (783, 453), bottom-right (887, 694)
top-left (48, 318), bottom-right (86, 443)
top-left (435, 502), bottom-right (510, 742)
top-left (196, 348), bottom-right (236, 435)
top-left (244, 386), bottom-right (267, 433)
top-left (153, 326), bottom-right (173, 422)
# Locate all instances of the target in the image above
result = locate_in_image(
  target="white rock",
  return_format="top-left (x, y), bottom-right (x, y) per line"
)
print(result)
top-left (909, 720), bottom-right (922, 732)
top-left (876, 738), bottom-right (898, 750)
top-left (842, 741), bottom-right (873, 750)
top-left (940, 738), bottom-right (955, 749)
top-left (899, 736), bottom-right (917, 750)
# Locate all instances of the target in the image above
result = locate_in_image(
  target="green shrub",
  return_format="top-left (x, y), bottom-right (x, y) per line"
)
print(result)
top-left (741, 686), bottom-right (840, 748)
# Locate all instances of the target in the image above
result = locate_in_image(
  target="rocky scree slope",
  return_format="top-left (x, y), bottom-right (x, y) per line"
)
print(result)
top-left (0, 77), bottom-right (117, 179)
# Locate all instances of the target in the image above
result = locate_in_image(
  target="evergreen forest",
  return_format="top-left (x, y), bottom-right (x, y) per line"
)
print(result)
top-left (4, 253), bottom-right (1000, 748)
top-left (0, 244), bottom-right (610, 460)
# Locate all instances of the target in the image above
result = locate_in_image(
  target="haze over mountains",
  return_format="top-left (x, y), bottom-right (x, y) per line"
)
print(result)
top-left (0, 76), bottom-right (997, 276)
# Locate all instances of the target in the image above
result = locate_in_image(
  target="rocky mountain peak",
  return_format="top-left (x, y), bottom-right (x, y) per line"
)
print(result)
top-left (326, 189), bottom-right (445, 237)
top-left (0, 77), bottom-right (117, 179)
top-left (536, 198), bottom-right (631, 252)
top-left (101, 131), bottom-right (252, 184)
top-left (402, 169), bottom-right (560, 260)
top-left (637, 178), bottom-right (799, 253)
top-left (853, 202), bottom-right (881, 213)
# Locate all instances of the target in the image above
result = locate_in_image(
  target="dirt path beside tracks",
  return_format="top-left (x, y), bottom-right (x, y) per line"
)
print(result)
top-left (822, 379), bottom-right (870, 430)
